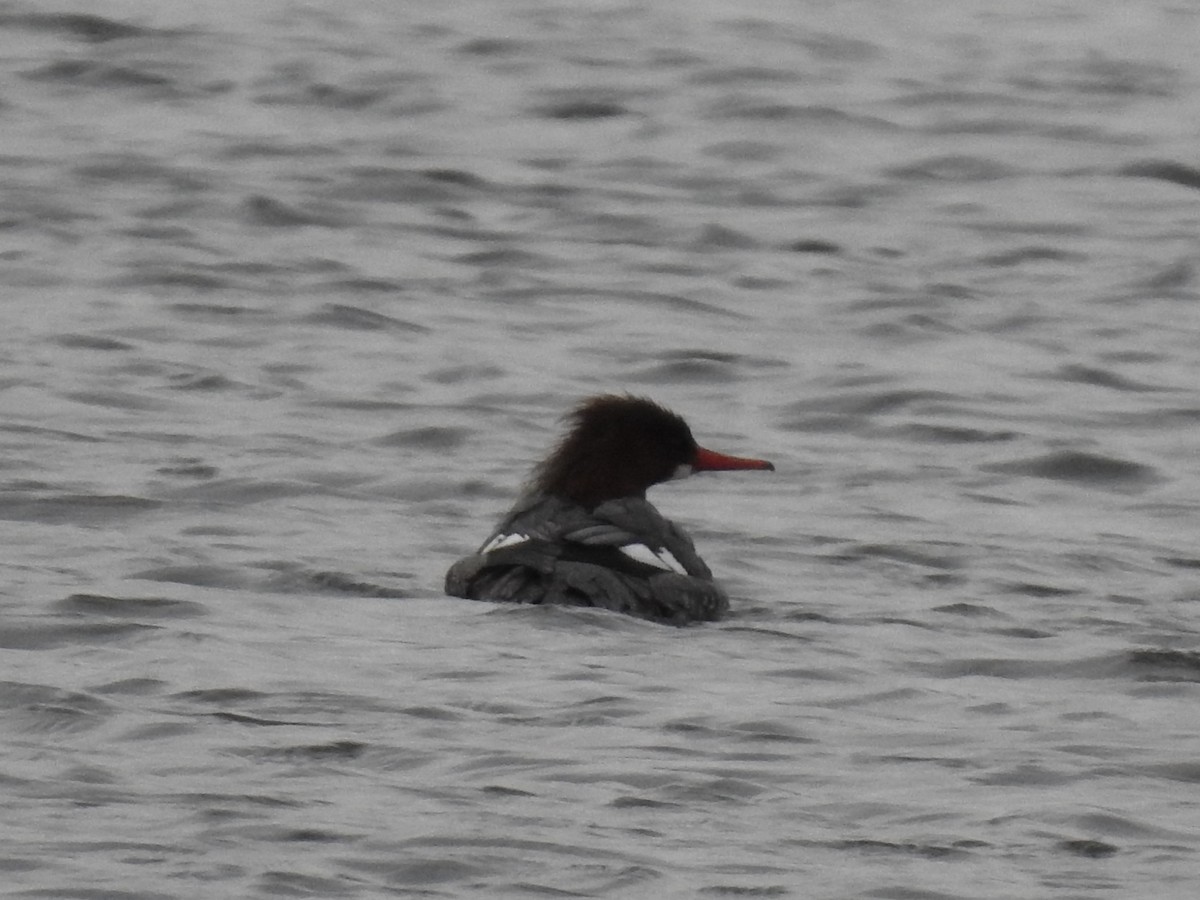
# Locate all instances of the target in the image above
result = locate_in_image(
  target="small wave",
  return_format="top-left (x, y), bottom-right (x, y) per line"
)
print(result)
top-left (173, 688), bottom-right (266, 705)
top-left (885, 155), bottom-right (1016, 182)
top-left (306, 571), bottom-right (414, 599)
top-left (0, 621), bottom-right (157, 651)
top-left (0, 12), bottom-right (150, 43)
top-left (630, 358), bottom-right (741, 385)
top-left (785, 238), bottom-right (841, 254)
top-left (1108, 407), bottom-right (1200, 430)
top-left (1158, 556), bottom-right (1200, 571)
top-left (110, 268), bottom-right (235, 291)
top-left (257, 871), bottom-right (357, 895)
top-left (157, 478), bottom-right (326, 504)
top-left (925, 649), bottom-right (1200, 684)
top-left (489, 286), bottom-right (750, 319)
top-left (23, 59), bottom-right (172, 91)
top-left (705, 98), bottom-right (895, 130)
top-left (242, 195), bottom-right (350, 228)
top-left (920, 656), bottom-right (1095, 680)
top-left (451, 247), bottom-right (560, 268)
top-left (1059, 838), bottom-right (1119, 858)
top-left (237, 740), bottom-right (369, 763)
top-left (826, 838), bottom-right (972, 860)
top-left (931, 602), bottom-right (1005, 618)
top-left (0, 682), bottom-right (112, 734)
top-left (1012, 55), bottom-right (1178, 98)
top-left (74, 153), bottom-right (205, 188)
top-left (166, 373), bottom-right (241, 392)
top-left (303, 303), bottom-right (431, 333)
top-left (531, 97), bottom-right (631, 120)
top-left (326, 167), bottom-right (492, 203)
top-left (53, 334), bottom-right (134, 352)
top-left (373, 426), bottom-right (472, 450)
top-left (972, 762), bottom-right (1081, 786)
top-left (1049, 364), bottom-right (1169, 393)
top-left (482, 602), bottom-right (661, 634)
top-left (999, 581), bottom-right (1083, 599)
top-left (422, 364), bottom-right (506, 386)
top-left (980, 450), bottom-right (1162, 489)
top-left (0, 493), bottom-right (161, 524)
top-left (684, 223), bottom-right (756, 250)
top-left (93, 678), bottom-right (167, 696)
top-left (318, 275), bottom-right (409, 293)
top-left (253, 68), bottom-right (422, 110)
top-left (829, 543), bottom-right (962, 570)
top-left (688, 65), bottom-right (800, 87)
top-left (1139, 762), bottom-right (1200, 783)
top-left (701, 140), bottom-right (785, 163)
top-left (62, 389), bottom-right (174, 411)
top-left (338, 856), bottom-right (489, 887)
top-left (0, 423), bottom-right (104, 443)
top-left (1127, 649), bottom-right (1200, 682)
top-left (1119, 160), bottom-right (1200, 191)
top-left (52, 593), bottom-right (207, 620)
top-left (889, 423), bottom-right (1019, 444)
top-left (456, 37), bottom-right (529, 57)
top-left (978, 246), bottom-right (1087, 267)
top-left (781, 389), bottom-right (957, 420)
top-left (1137, 259), bottom-right (1194, 293)
top-left (130, 564), bottom-right (251, 589)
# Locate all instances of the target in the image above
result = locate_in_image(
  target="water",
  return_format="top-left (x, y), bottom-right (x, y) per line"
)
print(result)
top-left (3, 1), bottom-right (1200, 896)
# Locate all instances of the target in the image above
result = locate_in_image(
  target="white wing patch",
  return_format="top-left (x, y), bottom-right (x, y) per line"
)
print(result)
top-left (480, 532), bottom-right (530, 554)
top-left (619, 543), bottom-right (688, 575)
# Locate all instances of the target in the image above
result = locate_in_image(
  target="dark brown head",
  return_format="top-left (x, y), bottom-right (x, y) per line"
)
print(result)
top-left (531, 394), bottom-right (773, 508)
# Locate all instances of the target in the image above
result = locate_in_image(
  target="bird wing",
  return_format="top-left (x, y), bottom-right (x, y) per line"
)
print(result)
top-left (445, 493), bottom-right (726, 622)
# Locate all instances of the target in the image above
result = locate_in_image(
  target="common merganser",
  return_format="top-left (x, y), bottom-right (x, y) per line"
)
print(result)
top-left (444, 394), bottom-right (774, 625)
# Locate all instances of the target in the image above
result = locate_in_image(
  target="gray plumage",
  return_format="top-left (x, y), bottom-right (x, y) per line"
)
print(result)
top-left (444, 394), bottom-right (772, 625)
top-left (445, 492), bottom-right (729, 625)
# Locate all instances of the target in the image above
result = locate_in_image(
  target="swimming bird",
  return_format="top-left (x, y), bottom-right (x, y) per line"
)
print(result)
top-left (445, 394), bottom-right (773, 625)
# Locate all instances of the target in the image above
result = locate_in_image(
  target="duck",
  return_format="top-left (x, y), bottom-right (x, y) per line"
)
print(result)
top-left (445, 394), bottom-right (773, 625)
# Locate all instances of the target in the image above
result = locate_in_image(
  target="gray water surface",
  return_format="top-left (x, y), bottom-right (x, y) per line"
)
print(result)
top-left (3, 1), bottom-right (1200, 897)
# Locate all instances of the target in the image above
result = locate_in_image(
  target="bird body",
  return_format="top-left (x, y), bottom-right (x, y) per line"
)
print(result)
top-left (445, 395), bottom-right (772, 625)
